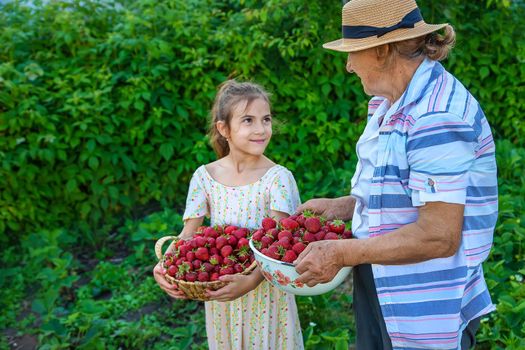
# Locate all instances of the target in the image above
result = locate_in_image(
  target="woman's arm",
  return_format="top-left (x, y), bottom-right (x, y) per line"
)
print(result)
top-left (294, 201), bottom-right (464, 286)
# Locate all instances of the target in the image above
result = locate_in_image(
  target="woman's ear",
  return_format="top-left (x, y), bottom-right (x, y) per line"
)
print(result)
top-left (216, 121), bottom-right (229, 140)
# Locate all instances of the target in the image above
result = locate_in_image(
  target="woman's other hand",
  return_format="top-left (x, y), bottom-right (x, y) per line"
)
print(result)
top-left (296, 196), bottom-right (355, 221)
top-left (153, 262), bottom-right (187, 299)
top-left (205, 268), bottom-right (264, 302)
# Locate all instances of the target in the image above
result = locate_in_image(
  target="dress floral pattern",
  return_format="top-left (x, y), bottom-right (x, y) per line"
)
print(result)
top-left (183, 164), bottom-right (304, 350)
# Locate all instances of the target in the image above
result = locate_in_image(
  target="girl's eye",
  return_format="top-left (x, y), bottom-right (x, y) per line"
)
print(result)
top-left (242, 118), bottom-right (252, 124)
top-left (264, 117), bottom-right (272, 123)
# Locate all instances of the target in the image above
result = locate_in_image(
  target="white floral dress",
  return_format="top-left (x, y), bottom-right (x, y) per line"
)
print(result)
top-left (183, 164), bottom-right (304, 350)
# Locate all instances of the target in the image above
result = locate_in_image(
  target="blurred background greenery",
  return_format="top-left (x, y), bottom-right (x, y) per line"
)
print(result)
top-left (0, 0), bottom-right (524, 348)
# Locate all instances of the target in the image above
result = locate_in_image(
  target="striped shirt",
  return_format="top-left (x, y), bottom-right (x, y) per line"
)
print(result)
top-left (351, 58), bottom-right (497, 349)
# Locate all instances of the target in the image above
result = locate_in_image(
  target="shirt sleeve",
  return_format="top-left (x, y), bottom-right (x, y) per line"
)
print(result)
top-left (269, 168), bottom-right (301, 215)
top-left (183, 169), bottom-right (209, 221)
top-left (407, 112), bottom-right (478, 206)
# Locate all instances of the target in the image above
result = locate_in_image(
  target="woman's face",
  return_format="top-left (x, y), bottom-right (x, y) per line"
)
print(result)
top-left (346, 48), bottom-right (389, 97)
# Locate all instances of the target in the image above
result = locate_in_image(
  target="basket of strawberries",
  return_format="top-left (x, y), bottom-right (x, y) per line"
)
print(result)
top-left (155, 225), bottom-right (257, 301)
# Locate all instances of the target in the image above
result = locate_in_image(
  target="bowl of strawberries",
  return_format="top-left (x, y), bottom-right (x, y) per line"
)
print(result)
top-left (249, 213), bottom-right (352, 296)
top-left (155, 225), bottom-right (256, 301)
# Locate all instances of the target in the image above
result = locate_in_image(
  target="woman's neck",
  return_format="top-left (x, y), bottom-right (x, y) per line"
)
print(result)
top-left (385, 56), bottom-right (425, 104)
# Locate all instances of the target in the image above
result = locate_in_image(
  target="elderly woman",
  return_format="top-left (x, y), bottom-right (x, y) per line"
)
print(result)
top-left (294, 0), bottom-right (498, 349)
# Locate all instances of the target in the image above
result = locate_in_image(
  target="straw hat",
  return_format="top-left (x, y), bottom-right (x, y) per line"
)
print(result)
top-left (323, 0), bottom-right (447, 52)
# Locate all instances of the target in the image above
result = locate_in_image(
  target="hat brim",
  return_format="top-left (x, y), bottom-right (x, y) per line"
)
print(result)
top-left (323, 22), bottom-right (448, 53)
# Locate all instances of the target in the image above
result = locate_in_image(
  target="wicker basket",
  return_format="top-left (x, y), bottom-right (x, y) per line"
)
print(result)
top-left (155, 235), bottom-right (256, 301)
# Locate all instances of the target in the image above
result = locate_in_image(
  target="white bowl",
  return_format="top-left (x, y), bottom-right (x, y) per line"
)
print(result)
top-left (249, 238), bottom-right (351, 296)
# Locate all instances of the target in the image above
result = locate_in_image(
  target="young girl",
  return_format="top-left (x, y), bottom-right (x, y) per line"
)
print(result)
top-left (153, 80), bottom-right (304, 349)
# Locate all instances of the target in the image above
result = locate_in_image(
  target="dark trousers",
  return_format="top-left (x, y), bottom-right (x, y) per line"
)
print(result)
top-left (353, 264), bottom-right (481, 350)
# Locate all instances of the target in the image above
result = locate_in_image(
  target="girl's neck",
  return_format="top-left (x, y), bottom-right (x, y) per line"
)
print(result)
top-left (222, 153), bottom-right (272, 174)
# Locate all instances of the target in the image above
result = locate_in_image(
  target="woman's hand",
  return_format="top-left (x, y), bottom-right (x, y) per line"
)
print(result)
top-left (296, 196), bottom-right (355, 221)
top-left (152, 262), bottom-right (187, 299)
top-left (205, 269), bottom-right (264, 302)
top-left (294, 240), bottom-right (349, 287)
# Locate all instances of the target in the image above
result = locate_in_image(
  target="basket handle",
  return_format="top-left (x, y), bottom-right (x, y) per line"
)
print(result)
top-left (154, 235), bottom-right (178, 260)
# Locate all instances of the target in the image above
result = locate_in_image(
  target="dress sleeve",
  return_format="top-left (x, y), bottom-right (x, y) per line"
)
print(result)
top-left (407, 112), bottom-right (477, 206)
top-left (269, 167), bottom-right (301, 215)
top-left (183, 168), bottom-right (209, 220)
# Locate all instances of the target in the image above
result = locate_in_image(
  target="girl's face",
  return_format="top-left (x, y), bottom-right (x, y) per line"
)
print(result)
top-left (220, 98), bottom-right (272, 157)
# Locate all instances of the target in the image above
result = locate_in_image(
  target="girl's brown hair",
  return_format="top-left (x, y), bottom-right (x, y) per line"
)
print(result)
top-left (208, 80), bottom-right (271, 158)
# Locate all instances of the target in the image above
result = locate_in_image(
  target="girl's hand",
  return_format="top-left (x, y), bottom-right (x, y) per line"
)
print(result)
top-left (153, 262), bottom-right (187, 299)
top-left (296, 196), bottom-right (355, 221)
top-left (205, 271), bottom-right (262, 302)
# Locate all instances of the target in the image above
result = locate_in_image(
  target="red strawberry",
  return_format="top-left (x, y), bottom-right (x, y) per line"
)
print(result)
top-left (262, 217), bottom-right (277, 231)
top-left (223, 256), bottom-right (236, 266)
top-left (192, 260), bottom-right (202, 270)
top-left (185, 272), bottom-right (197, 282)
top-left (325, 232), bottom-right (339, 240)
top-left (278, 230), bottom-right (293, 241)
top-left (167, 265), bottom-right (178, 277)
top-left (198, 271), bottom-right (209, 282)
top-left (210, 272), bottom-right (220, 281)
top-left (220, 245), bottom-right (233, 258)
top-left (261, 235), bottom-right (274, 248)
top-left (303, 231), bottom-right (317, 243)
top-left (266, 228), bottom-right (279, 240)
top-left (234, 263), bottom-right (244, 273)
top-left (203, 262), bottom-right (214, 272)
top-left (276, 238), bottom-right (291, 250)
top-left (328, 220), bottom-right (345, 234)
top-left (224, 225), bottom-right (238, 234)
top-left (210, 247), bottom-right (219, 255)
top-left (186, 251), bottom-right (195, 262)
top-left (219, 266), bottom-right (234, 276)
top-left (280, 218), bottom-right (299, 231)
top-left (252, 229), bottom-right (265, 241)
top-left (282, 250), bottom-right (297, 263)
top-left (164, 259), bottom-right (173, 268)
top-left (296, 214), bottom-right (306, 227)
top-left (164, 252), bottom-right (174, 259)
top-left (216, 236), bottom-right (228, 249)
top-left (195, 247), bottom-right (209, 261)
top-left (209, 254), bottom-right (222, 265)
top-left (315, 231), bottom-right (326, 241)
top-left (227, 235), bottom-right (237, 247)
top-left (261, 248), bottom-right (269, 256)
top-left (266, 245), bottom-right (281, 260)
top-left (343, 230), bottom-right (353, 239)
top-left (232, 228), bottom-right (249, 240)
top-left (304, 217), bottom-right (321, 233)
top-left (292, 242), bottom-right (306, 255)
top-left (194, 236), bottom-right (207, 247)
top-left (203, 227), bottom-right (218, 238)
top-left (237, 237), bottom-right (249, 249)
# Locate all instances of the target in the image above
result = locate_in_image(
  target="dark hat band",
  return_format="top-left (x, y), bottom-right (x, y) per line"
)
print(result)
top-left (342, 8), bottom-right (423, 39)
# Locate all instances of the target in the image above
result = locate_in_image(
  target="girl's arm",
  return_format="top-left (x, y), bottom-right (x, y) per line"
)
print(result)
top-left (205, 210), bottom-right (289, 302)
top-left (153, 216), bottom-right (205, 299)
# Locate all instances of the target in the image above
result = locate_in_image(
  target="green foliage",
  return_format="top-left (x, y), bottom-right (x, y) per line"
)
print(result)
top-left (1, 0), bottom-right (524, 349)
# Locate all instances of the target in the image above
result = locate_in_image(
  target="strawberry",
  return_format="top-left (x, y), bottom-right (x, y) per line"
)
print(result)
top-left (262, 217), bottom-right (277, 231)
top-left (280, 218), bottom-right (299, 231)
top-left (164, 258), bottom-right (173, 268)
top-left (265, 245), bottom-right (281, 260)
top-left (252, 229), bottom-right (265, 241)
top-left (304, 217), bottom-right (321, 233)
top-left (234, 263), bottom-right (244, 273)
top-left (325, 232), bottom-right (339, 240)
top-left (203, 262), bottom-right (214, 272)
top-left (282, 250), bottom-right (297, 263)
top-left (203, 227), bottom-right (218, 238)
top-left (164, 252), bottom-right (174, 259)
top-left (237, 237), bottom-right (249, 249)
top-left (224, 225), bottom-right (238, 234)
top-left (303, 231), bottom-right (317, 243)
top-left (216, 236), bottom-right (228, 249)
top-left (194, 235), bottom-right (207, 247)
top-left (167, 265), bottom-right (178, 277)
top-left (278, 230), bottom-right (293, 241)
top-left (232, 228), bottom-right (249, 240)
top-left (223, 256), bottom-right (236, 266)
top-left (296, 214), bottom-right (306, 227)
top-left (185, 272), bottom-right (197, 282)
top-left (195, 247), bottom-right (209, 261)
top-left (343, 230), bottom-right (353, 239)
top-left (209, 254), bottom-right (222, 265)
top-left (261, 235), bottom-right (274, 248)
top-left (328, 220), bottom-right (345, 234)
top-left (198, 271), bottom-right (209, 282)
top-left (210, 272), bottom-right (220, 281)
top-left (227, 235), bottom-right (237, 247)
top-left (186, 251), bottom-right (195, 262)
top-left (207, 237), bottom-right (216, 247)
top-left (315, 231), bottom-right (326, 241)
top-left (266, 228), bottom-right (279, 240)
top-left (292, 242), bottom-right (306, 255)
top-left (219, 266), bottom-right (234, 276)
top-left (210, 247), bottom-right (219, 255)
top-left (220, 245), bottom-right (233, 258)
top-left (276, 238), bottom-right (291, 250)
top-left (192, 259), bottom-right (202, 270)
